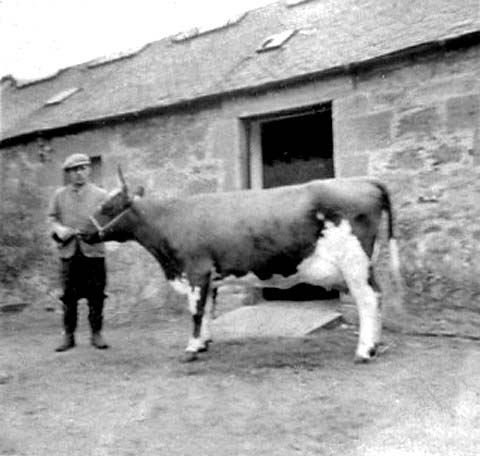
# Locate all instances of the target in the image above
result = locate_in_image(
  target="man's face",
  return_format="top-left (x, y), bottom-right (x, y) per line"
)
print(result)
top-left (68, 164), bottom-right (91, 187)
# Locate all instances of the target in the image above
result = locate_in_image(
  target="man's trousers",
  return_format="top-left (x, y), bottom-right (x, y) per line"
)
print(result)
top-left (60, 250), bottom-right (107, 334)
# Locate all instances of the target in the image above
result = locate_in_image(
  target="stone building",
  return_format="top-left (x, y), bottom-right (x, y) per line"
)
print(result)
top-left (1, 0), bottom-right (480, 329)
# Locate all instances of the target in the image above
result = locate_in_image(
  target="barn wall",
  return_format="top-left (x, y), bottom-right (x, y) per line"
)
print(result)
top-left (334, 45), bottom-right (480, 329)
top-left (0, 142), bottom-right (59, 308)
top-left (1, 43), bottom-right (479, 330)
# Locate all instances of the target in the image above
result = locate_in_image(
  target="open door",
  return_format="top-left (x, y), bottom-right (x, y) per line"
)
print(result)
top-left (250, 103), bottom-right (339, 301)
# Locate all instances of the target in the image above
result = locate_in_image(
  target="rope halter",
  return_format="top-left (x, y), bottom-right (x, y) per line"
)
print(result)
top-left (88, 205), bottom-right (131, 240)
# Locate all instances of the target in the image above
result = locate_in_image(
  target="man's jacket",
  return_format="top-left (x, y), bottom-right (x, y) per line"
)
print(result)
top-left (48, 182), bottom-right (108, 259)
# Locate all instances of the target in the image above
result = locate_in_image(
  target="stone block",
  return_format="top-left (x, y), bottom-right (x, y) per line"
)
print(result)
top-left (431, 143), bottom-right (463, 166)
top-left (185, 178), bottom-right (218, 195)
top-left (371, 89), bottom-right (406, 109)
top-left (335, 93), bottom-right (369, 117)
top-left (409, 74), bottom-right (478, 103)
top-left (447, 95), bottom-right (480, 132)
top-left (387, 147), bottom-right (425, 171)
top-left (396, 107), bottom-right (441, 138)
top-left (334, 111), bottom-right (392, 153)
top-left (336, 154), bottom-right (369, 177)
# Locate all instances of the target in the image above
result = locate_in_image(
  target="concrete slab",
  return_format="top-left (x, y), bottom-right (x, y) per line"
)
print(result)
top-left (211, 300), bottom-right (342, 340)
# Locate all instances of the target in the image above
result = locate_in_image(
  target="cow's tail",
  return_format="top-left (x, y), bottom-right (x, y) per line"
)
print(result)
top-left (374, 181), bottom-right (404, 296)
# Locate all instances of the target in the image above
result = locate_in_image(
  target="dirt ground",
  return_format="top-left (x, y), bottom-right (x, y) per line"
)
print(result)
top-left (1, 306), bottom-right (479, 456)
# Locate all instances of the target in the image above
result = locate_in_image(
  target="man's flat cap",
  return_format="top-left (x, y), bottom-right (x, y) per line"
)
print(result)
top-left (62, 153), bottom-right (91, 170)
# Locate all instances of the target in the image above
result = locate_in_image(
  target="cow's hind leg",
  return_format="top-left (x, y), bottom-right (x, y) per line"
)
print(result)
top-left (339, 240), bottom-right (380, 363)
top-left (369, 265), bottom-right (383, 350)
top-left (183, 275), bottom-right (210, 362)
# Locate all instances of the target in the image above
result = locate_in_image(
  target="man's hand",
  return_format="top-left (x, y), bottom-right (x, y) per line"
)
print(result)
top-left (53, 226), bottom-right (79, 243)
top-left (78, 231), bottom-right (101, 244)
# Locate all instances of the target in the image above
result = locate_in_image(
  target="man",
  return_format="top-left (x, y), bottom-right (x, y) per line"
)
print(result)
top-left (48, 153), bottom-right (109, 352)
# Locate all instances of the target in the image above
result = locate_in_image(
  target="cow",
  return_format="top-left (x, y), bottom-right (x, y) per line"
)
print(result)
top-left (81, 167), bottom-right (402, 363)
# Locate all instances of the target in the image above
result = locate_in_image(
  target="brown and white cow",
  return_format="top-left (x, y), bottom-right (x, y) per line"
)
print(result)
top-left (82, 167), bottom-right (402, 363)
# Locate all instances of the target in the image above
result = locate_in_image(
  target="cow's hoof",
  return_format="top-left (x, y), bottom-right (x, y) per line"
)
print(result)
top-left (354, 347), bottom-right (377, 364)
top-left (198, 341), bottom-right (211, 353)
top-left (354, 355), bottom-right (371, 364)
top-left (181, 352), bottom-right (199, 363)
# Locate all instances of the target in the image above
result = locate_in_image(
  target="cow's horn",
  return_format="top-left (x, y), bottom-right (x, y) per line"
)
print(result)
top-left (117, 165), bottom-right (128, 191)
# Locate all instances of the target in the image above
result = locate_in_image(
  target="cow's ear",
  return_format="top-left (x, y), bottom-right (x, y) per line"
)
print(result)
top-left (134, 186), bottom-right (145, 197)
top-left (117, 165), bottom-right (129, 194)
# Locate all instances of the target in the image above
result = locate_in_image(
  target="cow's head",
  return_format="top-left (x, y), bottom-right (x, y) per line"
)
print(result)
top-left (81, 166), bottom-right (144, 244)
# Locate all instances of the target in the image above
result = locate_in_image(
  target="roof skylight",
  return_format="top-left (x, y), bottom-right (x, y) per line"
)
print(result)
top-left (256, 29), bottom-right (297, 53)
top-left (44, 88), bottom-right (80, 106)
top-left (172, 12), bottom-right (247, 43)
top-left (86, 44), bottom-right (148, 68)
top-left (15, 70), bottom-right (61, 88)
top-left (285, 0), bottom-right (315, 7)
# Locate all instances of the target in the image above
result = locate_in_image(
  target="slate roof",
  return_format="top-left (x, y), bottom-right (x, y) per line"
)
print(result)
top-left (2, 0), bottom-right (480, 143)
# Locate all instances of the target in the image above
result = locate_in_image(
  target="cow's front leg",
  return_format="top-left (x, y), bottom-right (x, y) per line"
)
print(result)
top-left (198, 287), bottom-right (217, 352)
top-left (183, 276), bottom-right (210, 362)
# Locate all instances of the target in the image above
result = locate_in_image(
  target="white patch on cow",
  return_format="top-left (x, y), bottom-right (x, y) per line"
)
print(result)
top-left (169, 277), bottom-right (201, 315)
top-left (188, 287), bottom-right (201, 315)
top-left (295, 220), bottom-right (350, 288)
top-left (316, 211), bottom-right (325, 221)
top-left (169, 277), bottom-right (191, 295)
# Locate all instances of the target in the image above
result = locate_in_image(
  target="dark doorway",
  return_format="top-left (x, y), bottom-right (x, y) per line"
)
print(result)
top-left (261, 104), bottom-right (333, 187)
top-left (259, 103), bottom-right (339, 301)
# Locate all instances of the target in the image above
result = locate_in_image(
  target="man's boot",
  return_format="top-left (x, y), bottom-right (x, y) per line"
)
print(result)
top-left (91, 332), bottom-right (109, 349)
top-left (88, 297), bottom-right (109, 349)
top-left (55, 333), bottom-right (75, 352)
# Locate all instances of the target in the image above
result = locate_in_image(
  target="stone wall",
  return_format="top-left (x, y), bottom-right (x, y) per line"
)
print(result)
top-left (334, 46), bottom-right (480, 331)
top-left (0, 143), bottom-right (58, 307)
top-left (1, 43), bottom-right (479, 331)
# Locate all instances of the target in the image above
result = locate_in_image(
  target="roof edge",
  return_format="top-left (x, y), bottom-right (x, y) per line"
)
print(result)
top-left (2, 29), bottom-right (480, 148)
